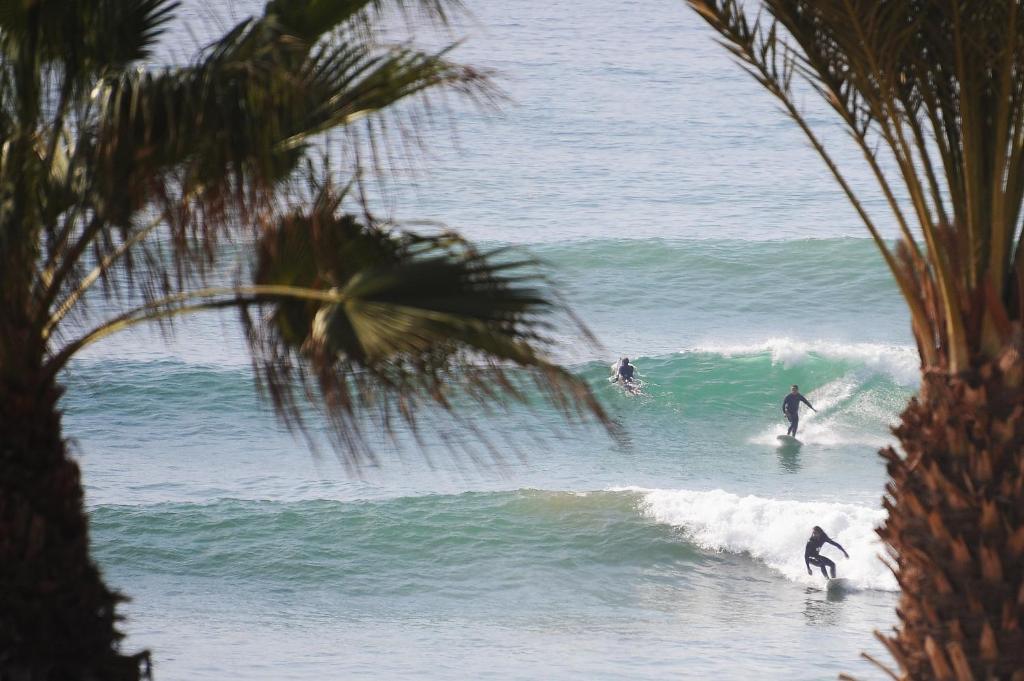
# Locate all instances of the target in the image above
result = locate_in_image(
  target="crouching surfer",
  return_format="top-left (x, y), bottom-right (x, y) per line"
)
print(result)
top-left (805, 525), bottom-right (848, 578)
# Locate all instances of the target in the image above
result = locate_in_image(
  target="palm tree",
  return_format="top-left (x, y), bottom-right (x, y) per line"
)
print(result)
top-left (686, 1), bottom-right (1024, 678)
top-left (0, 1), bottom-right (608, 678)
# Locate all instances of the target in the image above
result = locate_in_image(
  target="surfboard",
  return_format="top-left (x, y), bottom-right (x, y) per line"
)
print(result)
top-left (826, 577), bottom-right (853, 593)
top-left (611, 377), bottom-right (644, 396)
top-left (776, 434), bottom-right (802, 446)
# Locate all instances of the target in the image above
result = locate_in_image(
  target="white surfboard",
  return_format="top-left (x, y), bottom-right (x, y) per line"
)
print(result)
top-left (776, 434), bottom-right (802, 446)
top-left (611, 377), bottom-right (644, 396)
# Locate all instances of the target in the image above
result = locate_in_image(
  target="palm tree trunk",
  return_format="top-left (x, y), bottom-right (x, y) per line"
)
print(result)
top-left (0, 371), bottom-right (149, 680)
top-left (878, 348), bottom-right (1024, 680)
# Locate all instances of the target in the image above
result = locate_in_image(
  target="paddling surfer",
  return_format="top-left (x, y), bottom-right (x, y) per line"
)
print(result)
top-left (805, 526), bottom-right (848, 578)
top-left (611, 357), bottom-right (641, 394)
top-left (782, 384), bottom-right (816, 437)
top-left (612, 357), bottom-right (636, 384)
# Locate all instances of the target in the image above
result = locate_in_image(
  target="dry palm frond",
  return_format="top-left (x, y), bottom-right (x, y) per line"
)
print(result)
top-left (687, 2), bottom-right (1024, 679)
top-left (687, 0), bottom-right (1024, 372)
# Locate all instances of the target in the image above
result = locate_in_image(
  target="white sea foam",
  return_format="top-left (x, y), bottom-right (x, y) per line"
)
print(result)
top-left (628, 487), bottom-right (898, 592)
top-left (749, 375), bottom-right (899, 448)
top-left (686, 337), bottom-right (921, 386)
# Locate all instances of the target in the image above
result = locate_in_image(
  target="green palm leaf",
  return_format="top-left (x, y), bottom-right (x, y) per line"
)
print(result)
top-left (41, 1), bottom-right (491, 333)
top-left (0, 0), bottom-right (178, 76)
top-left (247, 186), bottom-right (608, 466)
top-left (0, 2), bottom-right (612, 675)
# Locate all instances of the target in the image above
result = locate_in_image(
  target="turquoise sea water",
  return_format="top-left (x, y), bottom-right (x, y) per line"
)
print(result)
top-left (65, 1), bottom-right (918, 678)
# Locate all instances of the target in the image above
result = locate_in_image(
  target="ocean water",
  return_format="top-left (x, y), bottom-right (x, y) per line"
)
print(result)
top-left (63, 1), bottom-right (918, 679)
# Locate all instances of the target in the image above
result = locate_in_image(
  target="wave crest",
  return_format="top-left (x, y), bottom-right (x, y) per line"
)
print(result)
top-left (631, 487), bottom-right (898, 591)
top-left (683, 338), bottom-right (919, 386)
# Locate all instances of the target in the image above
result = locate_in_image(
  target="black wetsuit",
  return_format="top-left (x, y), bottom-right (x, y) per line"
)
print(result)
top-left (782, 392), bottom-right (814, 436)
top-left (805, 531), bottom-right (846, 578)
top-left (618, 363), bottom-right (635, 382)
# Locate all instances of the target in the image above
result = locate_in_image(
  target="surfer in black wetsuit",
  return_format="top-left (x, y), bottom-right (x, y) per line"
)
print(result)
top-left (611, 357), bottom-right (636, 384)
top-left (782, 384), bottom-right (816, 437)
top-left (611, 358), bottom-right (640, 394)
top-left (805, 526), bottom-right (848, 578)
top-left (616, 358), bottom-right (635, 383)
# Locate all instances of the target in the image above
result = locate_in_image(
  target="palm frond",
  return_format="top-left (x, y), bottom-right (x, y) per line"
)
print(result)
top-left (246, 187), bottom-right (611, 467)
top-left (264, 0), bottom-right (466, 44)
top-left (40, 6), bottom-right (490, 339)
top-left (290, 41), bottom-right (491, 150)
top-left (0, 0), bottom-right (178, 78)
top-left (688, 0), bottom-right (1024, 371)
top-left (42, 180), bottom-right (612, 465)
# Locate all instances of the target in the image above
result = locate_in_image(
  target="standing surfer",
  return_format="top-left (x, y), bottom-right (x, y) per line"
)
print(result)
top-left (804, 526), bottom-right (848, 578)
top-left (782, 384), bottom-right (816, 437)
